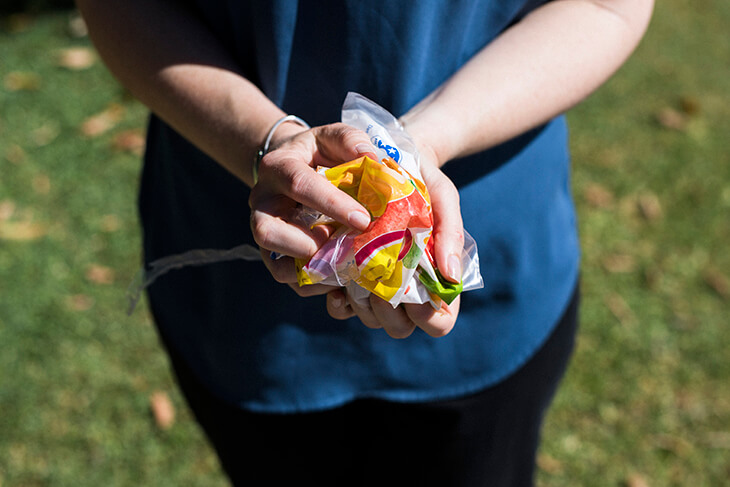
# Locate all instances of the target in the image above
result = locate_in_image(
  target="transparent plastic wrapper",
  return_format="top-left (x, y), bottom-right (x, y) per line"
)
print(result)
top-left (295, 92), bottom-right (483, 309)
top-left (126, 92), bottom-right (483, 314)
top-left (126, 244), bottom-right (262, 315)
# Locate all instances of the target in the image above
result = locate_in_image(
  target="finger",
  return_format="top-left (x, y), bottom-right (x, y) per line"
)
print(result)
top-left (421, 163), bottom-right (464, 284)
top-left (260, 248), bottom-right (336, 297)
top-left (256, 149), bottom-right (372, 233)
top-left (327, 289), bottom-right (356, 320)
top-left (283, 164), bottom-right (371, 231)
top-left (403, 295), bottom-right (461, 338)
top-left (260, 250), bottom-right (299, 284)
top-left (289, 282), bottom-right (337, 297)
top-left (370, 296), bottom-right (417, 339)
top-left (250, 206), bottom-right (322, 259)
top-left (347, 291), bottom-right (382, 329)
top-left (313, 123), bottom-right (378, 166)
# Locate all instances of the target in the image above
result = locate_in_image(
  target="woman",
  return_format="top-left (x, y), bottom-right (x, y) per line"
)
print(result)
top-left (77, 0), bottom-right (654, 485)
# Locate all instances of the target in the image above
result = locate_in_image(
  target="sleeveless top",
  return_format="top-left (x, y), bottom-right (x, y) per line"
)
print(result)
top-left (140, 0), bottom-right (580, 413)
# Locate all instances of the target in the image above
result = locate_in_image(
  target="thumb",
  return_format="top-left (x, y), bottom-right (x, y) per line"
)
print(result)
top-left (313, 123), bottom-right (378, 166)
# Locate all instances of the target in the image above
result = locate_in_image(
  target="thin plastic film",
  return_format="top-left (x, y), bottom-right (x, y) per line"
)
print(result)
top-left (125, 244), bottom-right (262, 315)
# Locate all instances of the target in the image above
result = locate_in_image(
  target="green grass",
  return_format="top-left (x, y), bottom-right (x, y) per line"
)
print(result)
top-left (1, 3), bottom-right (729, 486)
top-left (0, 9), bottom-right (227, 487)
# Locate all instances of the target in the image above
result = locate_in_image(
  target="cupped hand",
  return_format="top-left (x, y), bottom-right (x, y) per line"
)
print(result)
top-left (326, 146), bottom-right (465, 338)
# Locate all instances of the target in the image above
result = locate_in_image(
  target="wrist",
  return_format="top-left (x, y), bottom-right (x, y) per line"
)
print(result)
top-left (252, 115), bottom-right (311, 185)
top-left (400, 109), bottom-right (462, 169)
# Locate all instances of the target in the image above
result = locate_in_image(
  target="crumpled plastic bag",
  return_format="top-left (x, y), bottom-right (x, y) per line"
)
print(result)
top-left (294, 92), bottom-right (483, 309)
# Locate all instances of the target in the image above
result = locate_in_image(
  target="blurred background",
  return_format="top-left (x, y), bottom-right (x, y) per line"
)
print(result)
top-left (1, 1), bottom-right (728, 486)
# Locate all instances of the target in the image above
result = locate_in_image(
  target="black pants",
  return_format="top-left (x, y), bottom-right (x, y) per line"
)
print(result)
top-left (163, 286), bottom-right (579, 487)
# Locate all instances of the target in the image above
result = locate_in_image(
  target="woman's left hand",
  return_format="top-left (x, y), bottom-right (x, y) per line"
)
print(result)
top-left (326, 147), bottom-right (465, 338)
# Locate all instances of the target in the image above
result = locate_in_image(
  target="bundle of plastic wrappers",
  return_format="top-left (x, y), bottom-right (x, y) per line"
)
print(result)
top-left (126, 92), bottom-right (483, 314)
top-left (294, 93), bottom-right (483, 309)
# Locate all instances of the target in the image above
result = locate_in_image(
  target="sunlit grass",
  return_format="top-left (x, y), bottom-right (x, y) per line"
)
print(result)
top-left (1, 3), bottom-right (728, 486)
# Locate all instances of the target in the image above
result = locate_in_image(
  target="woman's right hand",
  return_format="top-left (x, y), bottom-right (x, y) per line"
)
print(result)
top-left (249, 122), bottom-right (377, 289)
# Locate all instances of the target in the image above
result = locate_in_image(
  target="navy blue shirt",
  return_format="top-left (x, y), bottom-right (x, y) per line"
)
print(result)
top-left (141, 0), bottom-right (579, 413)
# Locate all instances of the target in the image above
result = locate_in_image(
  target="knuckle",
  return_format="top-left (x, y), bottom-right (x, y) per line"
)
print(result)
top-left (324, 122), bottom-right (368, 146)
top-left (340, 127), bottom-right (368, 146)
top-left (289, 283), bottom-right (310, 295)
top-left (250, 214), bottom-right (275, 249)
top-left (255, 153), bottom-right (275, 182)
top-left (286, 168), bottom-right (313, 197)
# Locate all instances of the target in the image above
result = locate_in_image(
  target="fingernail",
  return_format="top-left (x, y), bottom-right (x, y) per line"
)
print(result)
top-left (331, 295), bottom-right (343, 308)
top-left (355, 143), bottom-right (376, 155)
top-left (355, 143), bottom-right (378, 161)
top-left (447, 254), bottom-right (462, 283)
top-left (348, 210), bottom-right (370, 230)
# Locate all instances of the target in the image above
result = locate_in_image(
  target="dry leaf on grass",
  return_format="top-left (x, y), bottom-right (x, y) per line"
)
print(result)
top-left (4, 71), bottom-right (41, 91)
top-left (583, 183), bottom-right (614, 209)
top-left (5, 144), bottom-right (27, 165)
top-left (150, 391), bottom-right (176, 430)
top-left (625, 472), bottom-right (650, 487)
top-left (111, 129), bottom-right (146, 155)
top-left (0, 200), bottom-right (16, 221)
top-left (703, 268), bottom-right (730, 299)
top-left (656, 107), bottom-right (687, 131)
top-left (85, 264), bottom-right (115, 284)
top-left (99, 214), bottom-right (121, 233)
top-left (0, 220), bottom-right (47, 241)
top-left (32, 123), bottom-right (61, 147)
top-left (536, 453), bottom-right (563, 474)
top-left (605, 292), bottom-right (635, 325)
top-left (602, 253), bottom-right (637, 273)
top-left (55, 47), bottom-right (96, 70)
top-left (80, 103), bottom-right (125, 137)
top-left (68, 13), bottom-right (88, 38)
top-left (637, 192), bottom-right (663, 221)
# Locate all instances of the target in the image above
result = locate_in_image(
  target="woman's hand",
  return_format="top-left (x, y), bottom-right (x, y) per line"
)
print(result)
top-left (250, 122), bottom-right (377, 294)
top-left (326, 146), bottom-right (465, 339)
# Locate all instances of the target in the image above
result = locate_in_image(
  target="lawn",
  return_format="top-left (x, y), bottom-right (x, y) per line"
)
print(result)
top-left (1, 2), bottom-right (728, 486)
